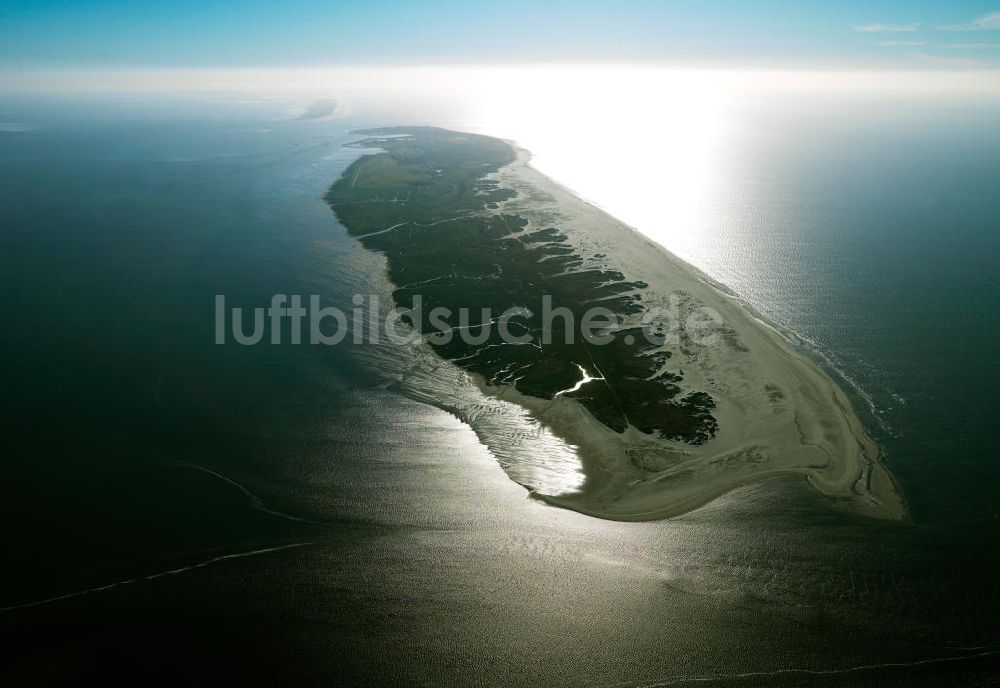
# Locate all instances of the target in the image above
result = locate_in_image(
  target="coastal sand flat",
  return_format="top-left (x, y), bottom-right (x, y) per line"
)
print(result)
top-left (470, 147), bottom-right (907, 521)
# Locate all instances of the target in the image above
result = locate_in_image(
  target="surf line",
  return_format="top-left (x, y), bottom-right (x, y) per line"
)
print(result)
top-left (0, 542), bottom-right (313, 613)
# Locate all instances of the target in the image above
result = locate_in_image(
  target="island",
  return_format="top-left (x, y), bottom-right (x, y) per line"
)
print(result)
top-left (325, 127), bottom-right (906, 521)
top-left (295, 99), bottom-right (345, 120)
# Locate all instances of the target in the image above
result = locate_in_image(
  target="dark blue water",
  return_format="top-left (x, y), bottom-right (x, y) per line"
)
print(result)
top-left (0, 94), bottom-right (998, 686)
top-left (681, 100), bottom-right (1000, 526)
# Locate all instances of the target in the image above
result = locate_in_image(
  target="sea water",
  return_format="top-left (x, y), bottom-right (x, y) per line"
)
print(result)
top-left (1, 90), bottom-right (998, 685)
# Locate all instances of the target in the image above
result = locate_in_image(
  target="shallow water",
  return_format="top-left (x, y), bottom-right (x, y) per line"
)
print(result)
top-left (0, 93), bottom-right (997, 685)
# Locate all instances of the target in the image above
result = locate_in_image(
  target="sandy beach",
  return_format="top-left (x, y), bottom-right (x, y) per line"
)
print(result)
top-left (469, 145), bottom-right (908, 521)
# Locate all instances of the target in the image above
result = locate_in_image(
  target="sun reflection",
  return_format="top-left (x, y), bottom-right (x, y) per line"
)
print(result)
top-left (462, 66), bottom-right (729, 264)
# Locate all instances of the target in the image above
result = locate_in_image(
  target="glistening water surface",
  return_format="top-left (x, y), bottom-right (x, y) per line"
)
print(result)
top-left (0, 90), bottom-right (997, 685)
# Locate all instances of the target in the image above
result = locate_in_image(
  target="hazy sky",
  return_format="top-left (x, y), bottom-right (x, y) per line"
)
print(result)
top-left (2, 1), bottom-right (1000, 69)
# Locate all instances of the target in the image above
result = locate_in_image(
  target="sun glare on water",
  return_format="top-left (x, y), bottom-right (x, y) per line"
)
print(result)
top-left (465, 66), bottom-right (728, 262)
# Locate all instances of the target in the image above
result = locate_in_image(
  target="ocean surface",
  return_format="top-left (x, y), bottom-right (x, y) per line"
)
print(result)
top-left (0, 91), bottom-right (998, 685)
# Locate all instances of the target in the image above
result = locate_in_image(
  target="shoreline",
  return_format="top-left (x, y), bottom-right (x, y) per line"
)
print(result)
top-left (474, 144), bottom-right (907, 521)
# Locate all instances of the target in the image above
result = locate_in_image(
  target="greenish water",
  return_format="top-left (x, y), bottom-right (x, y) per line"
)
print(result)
top-left (0, 94), bottom-right (997, 685)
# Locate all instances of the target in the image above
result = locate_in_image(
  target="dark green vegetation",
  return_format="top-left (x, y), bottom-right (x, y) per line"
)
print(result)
top-left (326, 127), bottom-right (717, 443)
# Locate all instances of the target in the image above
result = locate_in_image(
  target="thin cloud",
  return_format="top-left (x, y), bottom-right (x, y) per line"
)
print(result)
top-left (854, 22), bottom-right (921, 33)
top-left (878, 40), bottom-right (927, 46)
top-left (946, 42), bottom-right (1000, 49)
top-left (937, 12), bottom-right (1000, 31)
top-left (909, 52), bottom-right (994, 68)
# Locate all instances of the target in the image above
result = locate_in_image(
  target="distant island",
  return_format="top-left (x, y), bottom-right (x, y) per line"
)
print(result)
top-left (326, 127), bottom-right (906, 521)
top-left (295, 99), bottom-right (345, 120)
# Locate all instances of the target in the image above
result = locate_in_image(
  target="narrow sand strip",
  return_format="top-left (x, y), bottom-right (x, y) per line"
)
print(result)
top-left (473, 147), bottom-right (907, 521)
